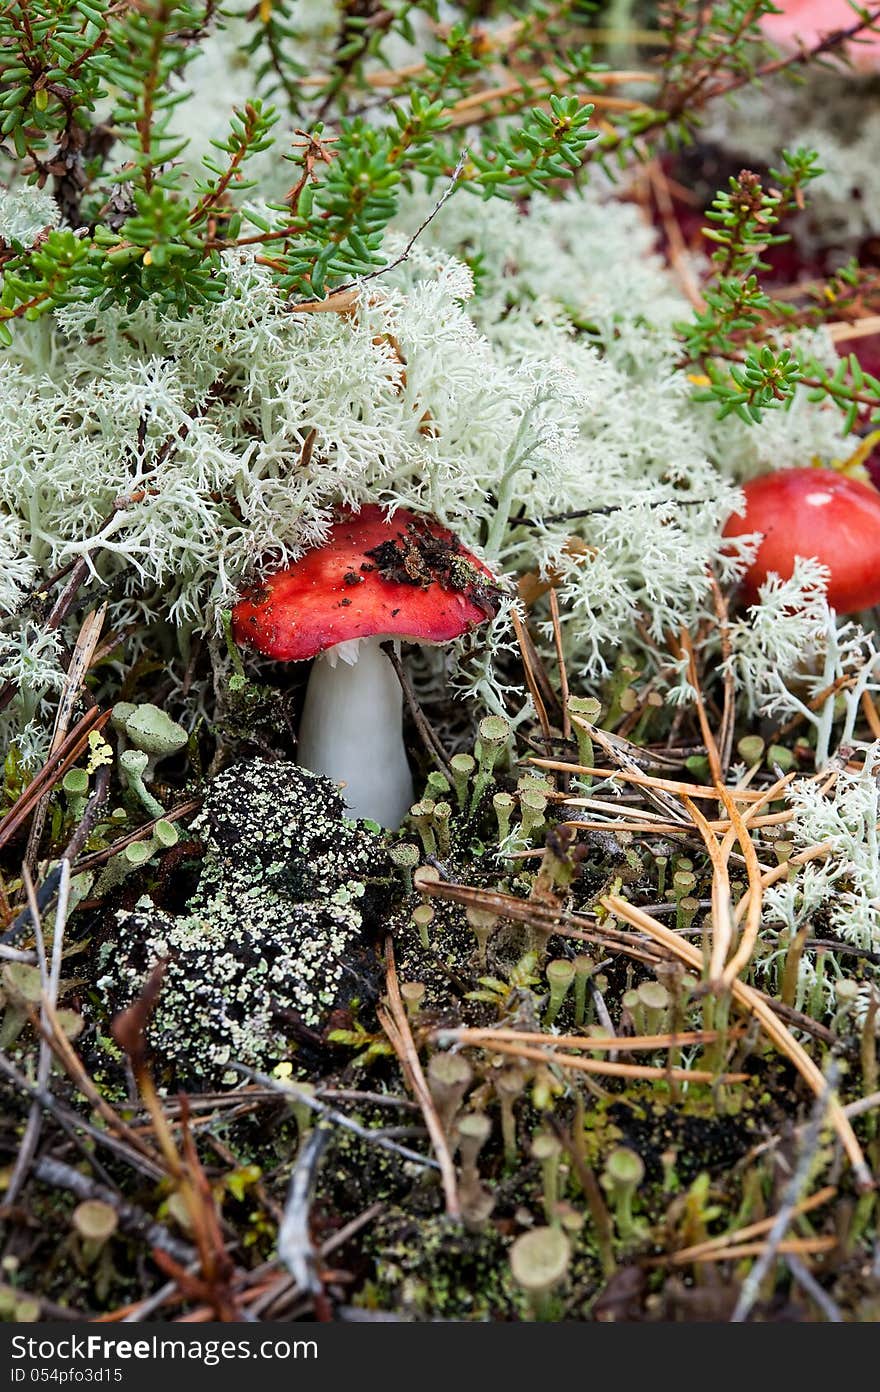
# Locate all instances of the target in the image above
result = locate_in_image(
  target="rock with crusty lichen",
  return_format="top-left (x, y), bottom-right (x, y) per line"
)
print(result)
top-left (97, 759), bottom-right (392, 1083)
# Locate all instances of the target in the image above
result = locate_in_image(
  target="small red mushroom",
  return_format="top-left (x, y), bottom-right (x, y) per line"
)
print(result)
top-left (723, 467), bottom-right (880, 613)
top-left (232, 505), bottom-right (501, 827)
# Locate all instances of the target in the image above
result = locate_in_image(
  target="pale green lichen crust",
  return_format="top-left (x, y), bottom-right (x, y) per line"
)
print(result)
top-left (97, 759), bottom-right (391, 1083)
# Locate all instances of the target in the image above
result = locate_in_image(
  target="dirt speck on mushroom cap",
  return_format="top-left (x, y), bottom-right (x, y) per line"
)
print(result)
top-left (232, 505), bottom-right (503, 662)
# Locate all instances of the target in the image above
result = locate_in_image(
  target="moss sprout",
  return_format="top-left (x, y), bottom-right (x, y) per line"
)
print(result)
top-left (509, 1226), bottom-right (571, 1320)
top-left (427, 1053), bottom-right (473, 1135)
top-left (118, 703), bottom-right (187, 777)
top-left (466, 905), bottom-right (499, 968)
top-left (492, 791), bottom-right (515, 842)
top-left (555, 1203), bottom-right (586, 1237)
top-left (94, 819), bottom-right (180, 897)
top-left (413, 866), bottom-right (441, 915)
top-left (604, 655), bottom-right (642, 730)
top-left (412, 903), bottom-right (435, 950)
top-left (573, 955), bottom-right (596, 1028)
top-left (833, 978), bottom-right (861, 1031)
top-left (676, 896), bottom-right (700, 935)
top-left (767, 743), bottom-right (795, 772)
top-left (495, 1066), bottom-right (527, 1167)
top-left (154, 819), bottom-right (179, 849)
top-left (637, 980), bottom-right (670, 1035)
top-left (450, 753), bottom-right (476, 811)
top-left (400, 982), bottom-right (426, 1020)
top-left (119, 749), bottom-right (165, 820)
top-left (457, 1113), bottom-right (495, 1233)
top-left (426, 771), bottom-right (451, 800)
top-left (543, 958), bottom-right (575, 1027)
top-left (654, 854), bottom-right (668, 899)
top-left (519, 788), bottom-right (548, 841)
top-left (388, 842), bottom-right (420, 895)
top-left (409, 801), bottom-right (437, 857)
top-left (457, 1113), bottom-right (492, 1176)
top-left (672, 869), bottom-right (696, 902)
top-left (72, 1201), bottom-right (118, 1265)
top-left (566, 696), bottom-right (602, 772)
top-left (622, 988), bottom-right (643, 1032)
top-left (470, 715), bottom-right (512, 813)
top-left (601, 1146), bottom-right (645, 1243)
top-left (432, 801), bottom-right (452, 857)
top-left (737, 734), bottom-right (766, 765)
top-left (531, 1132), bottom-right (563, 1223)
top-left (62, 767), bottom-right (89, 820)
top-left (773, 839), bottom-right (795, 866)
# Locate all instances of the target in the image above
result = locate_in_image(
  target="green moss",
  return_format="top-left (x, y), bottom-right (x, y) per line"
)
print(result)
top-left (363, 1210), bottom-right (517, 1321)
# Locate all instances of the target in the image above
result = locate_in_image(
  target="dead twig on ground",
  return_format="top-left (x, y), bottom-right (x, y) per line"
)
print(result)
top-left (436, 1031), bottom-right (747, 1085)
top-left (378, 937), bottom-right (460, 1219)
top-left (644, 1184), bottom-right (836, 1267)
top-left (31, 1156), bottom-right (195, 1263)
top-left (277, 1127), bottom-right (331, 1299)
top-left (0, 707), bottom-right (111, 856)
top-left (231, 1063), bottom-right (438, 1169)
top-left (24, 605), bottom-right (107, 879)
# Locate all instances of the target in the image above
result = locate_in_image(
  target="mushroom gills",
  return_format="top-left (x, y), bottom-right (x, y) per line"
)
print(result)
top-left (297, 635), bottom-right (415, 828)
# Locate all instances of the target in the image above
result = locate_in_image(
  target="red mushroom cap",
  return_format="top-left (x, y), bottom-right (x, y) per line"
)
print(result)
top-left (761, 0), bottom-right (880, 72)
top-left (723, 468), bottom-right (880, 613)
top-left (232, 505), bottom-right (502, 661)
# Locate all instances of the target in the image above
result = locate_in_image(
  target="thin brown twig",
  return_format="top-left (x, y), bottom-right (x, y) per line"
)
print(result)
top-left (689, 1236), bottom-right (836, 1263)
top-left (73, 799), bottom-right (202, 874)
top-left (277, 1127), bottom-right (330, 1299)
top-left (24, 604), bottom-right (107, 879)
top-left (0, 707), bottom-right (110, 852)
top-left (443, 1033), bottom-right (746, 1084)
top-left (35, 998), bottom-right (166, 1174)
top-left (377, 938), bottom-right (460, 1219)
top-left (560, 810), bottom-right (791, 835)
top-left (510, 606), bottom-right (553, 742)
top-left (709, 574), bottom-right (736, 775)
top-left (548, 588), bottom-right (571, 744)
top-left (0, 1048), bottom-right (161, 1183)
top-left (434, 1026), bottom-right (742, 1052)
top-left (546, 758), bottom-right (774, 802)
top-left (732, 1063), bottom-right (841, 1321)
top-left (643, 1185), bottom-right (836, 1266)
top-left (645, 158), bottom-right (704, 310)
top-left (31, 1156), bottom-right (194, 1264)
top-left (418, 875), bottom-right (666, 967)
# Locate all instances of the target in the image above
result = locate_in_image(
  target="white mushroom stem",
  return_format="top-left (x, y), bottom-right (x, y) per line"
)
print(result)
top-left (297, 635), bottom-right (415, 828)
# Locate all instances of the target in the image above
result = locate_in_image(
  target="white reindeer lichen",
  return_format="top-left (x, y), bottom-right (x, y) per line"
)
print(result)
top-left (0, 176), bottom-right (858, 760)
